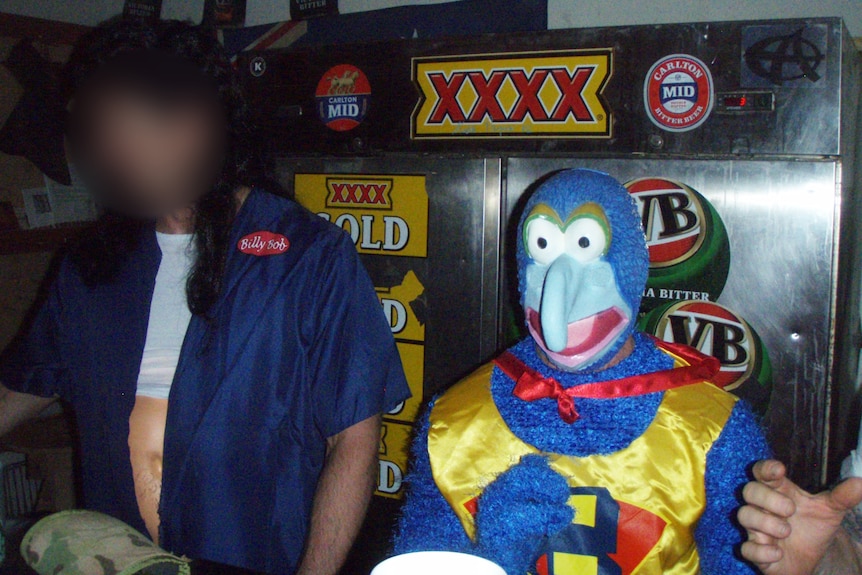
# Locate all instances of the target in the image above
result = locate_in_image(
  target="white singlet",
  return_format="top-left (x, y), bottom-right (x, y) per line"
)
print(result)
top-left (135, 232), bottom-right (195, 399)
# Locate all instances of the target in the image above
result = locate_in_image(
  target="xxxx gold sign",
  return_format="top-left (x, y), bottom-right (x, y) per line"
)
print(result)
top-left (412, 49), bottom-right (613, 139)
top-left (375, 270), bottom-right (426, 499)
top-left (295, 173), bottom-right (428, 257)
top-left (325, 177), bottom-right (393, 209)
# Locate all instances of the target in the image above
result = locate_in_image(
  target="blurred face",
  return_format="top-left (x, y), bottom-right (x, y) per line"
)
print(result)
top-left (72, 84), bottom-right (226, 219)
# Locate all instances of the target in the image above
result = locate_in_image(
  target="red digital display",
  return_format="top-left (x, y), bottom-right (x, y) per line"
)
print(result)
top-left (716, 91), bottom-right (774, 113)
top-left (723, 96), bottom-right (747, 108)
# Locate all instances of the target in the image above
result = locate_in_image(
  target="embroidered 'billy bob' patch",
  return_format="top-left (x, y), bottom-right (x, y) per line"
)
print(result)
top-left (237, 231), bottom-right (290, 256)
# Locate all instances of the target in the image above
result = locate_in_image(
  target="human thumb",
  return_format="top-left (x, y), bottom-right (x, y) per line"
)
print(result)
top-left (831, 477), bottom-right (862, 512)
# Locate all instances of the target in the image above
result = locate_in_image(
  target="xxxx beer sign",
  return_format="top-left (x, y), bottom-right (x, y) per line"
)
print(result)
top-left (325, 177), bottom-right (393, 209)
top-left (294, 173), bottom-right (428, 258)
top-left (412, 49), bottom-right (613, 139)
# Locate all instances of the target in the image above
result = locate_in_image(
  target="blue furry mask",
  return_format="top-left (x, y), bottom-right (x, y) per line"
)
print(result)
top-left (517, 169), bottom-right (649, 371)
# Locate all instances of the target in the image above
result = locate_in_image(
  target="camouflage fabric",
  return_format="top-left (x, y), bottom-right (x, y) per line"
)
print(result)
top-left (21, 510), bottom-right (190, 575)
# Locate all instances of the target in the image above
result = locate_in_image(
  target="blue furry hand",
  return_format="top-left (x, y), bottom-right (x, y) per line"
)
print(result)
top-left (474, 454), bottom-right (574, 574)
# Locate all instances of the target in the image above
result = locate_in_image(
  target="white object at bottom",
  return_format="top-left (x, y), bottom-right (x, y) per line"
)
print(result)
top-left (371, 551), bottom-right (506, 575)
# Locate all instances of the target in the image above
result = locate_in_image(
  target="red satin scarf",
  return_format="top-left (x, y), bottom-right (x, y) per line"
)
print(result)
top-left (495, 337), bottom-right (721, 424)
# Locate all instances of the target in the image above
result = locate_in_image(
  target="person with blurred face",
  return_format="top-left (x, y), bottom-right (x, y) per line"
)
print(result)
top-left (0, 18), bottom-right (409, 575)
top-left (737, 459), bottom-right (862, 574)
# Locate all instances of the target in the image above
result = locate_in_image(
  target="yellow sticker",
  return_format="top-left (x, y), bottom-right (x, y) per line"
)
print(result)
top-left (294, 173), bottom-right (429, 257)
top-left (376, 420), bottom-right (414, 499)
top-left (412, 49), bottom-right (613, 139)
top-left (377, 270), bottom-right (425, 425)
top-left (376, 270), bottom-right (425, 343)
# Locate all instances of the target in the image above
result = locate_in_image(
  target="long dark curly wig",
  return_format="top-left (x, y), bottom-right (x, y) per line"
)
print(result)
top-left (65, 17), bottom-right (264, 317)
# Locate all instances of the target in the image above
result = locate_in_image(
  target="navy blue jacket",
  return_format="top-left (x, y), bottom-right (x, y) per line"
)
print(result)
top-left (0, 189), bottom-right (410, 573)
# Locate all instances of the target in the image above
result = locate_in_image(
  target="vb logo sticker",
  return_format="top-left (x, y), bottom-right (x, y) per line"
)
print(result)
top-left (625, 178), bottom-right (730, 312)
top-left (639, 300), bottom-right (773, 414)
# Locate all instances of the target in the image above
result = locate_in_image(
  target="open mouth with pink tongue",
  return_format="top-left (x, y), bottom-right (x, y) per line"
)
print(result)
top-left (526, 306), bottom-right (628, 369)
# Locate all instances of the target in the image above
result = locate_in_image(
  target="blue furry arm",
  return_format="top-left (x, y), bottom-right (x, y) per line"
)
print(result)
top-left (696, 401), bottom-right (772, 574)
top-left (392, 404), bottom-right (472, 555)
top-left (475, 455), bottom-right (574, 575)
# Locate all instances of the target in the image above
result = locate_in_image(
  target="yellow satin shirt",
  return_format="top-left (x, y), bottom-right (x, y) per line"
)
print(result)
top-left (427, 349), bottom-right (737, 575)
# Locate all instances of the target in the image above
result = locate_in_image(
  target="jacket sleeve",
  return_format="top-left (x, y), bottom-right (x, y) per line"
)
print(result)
top-left (696, 400), bottom-right (772, 574)
top-left (308, 232), bottom-right (411, 438)
top-left (0, 258), bottom-right (70, 399)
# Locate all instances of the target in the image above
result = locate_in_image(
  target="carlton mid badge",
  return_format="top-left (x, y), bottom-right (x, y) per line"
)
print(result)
top-left (316, 64), bottom-right (371, 131)
top-left (644, 54), bottom-right (714, 132)
top-left (412, 49), bottom-right (612, 139)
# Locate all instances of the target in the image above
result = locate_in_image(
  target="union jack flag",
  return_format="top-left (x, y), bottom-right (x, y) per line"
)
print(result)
top-left (219, 20), bottom-right (308, 62)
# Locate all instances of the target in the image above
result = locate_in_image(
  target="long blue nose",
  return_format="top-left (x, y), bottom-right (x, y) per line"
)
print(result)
top-left (540, 255), bottom-right (584, 353)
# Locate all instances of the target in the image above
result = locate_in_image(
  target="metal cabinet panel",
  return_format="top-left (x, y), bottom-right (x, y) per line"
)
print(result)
top-left (505, 157), bottom-right (840, 488)
top-left (242, 19), bottom-right (853, 158)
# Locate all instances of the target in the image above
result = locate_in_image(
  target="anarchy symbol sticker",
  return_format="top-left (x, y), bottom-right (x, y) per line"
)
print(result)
top-left (742, 24), bottom-right (827, 88)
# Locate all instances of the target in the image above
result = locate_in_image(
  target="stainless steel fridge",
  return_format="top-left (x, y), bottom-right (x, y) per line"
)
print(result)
top-left (240, 17), bottom-right (861, 571)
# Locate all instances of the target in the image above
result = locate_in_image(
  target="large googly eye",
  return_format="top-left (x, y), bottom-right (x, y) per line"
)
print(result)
top-left (525, 217), bottom-right (565, 266)
top-left (565, 217), bottom-right (608, 262)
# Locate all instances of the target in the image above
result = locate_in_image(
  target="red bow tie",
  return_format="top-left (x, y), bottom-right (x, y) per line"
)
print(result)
top-left (494, 339), bottom-right (720, 424)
